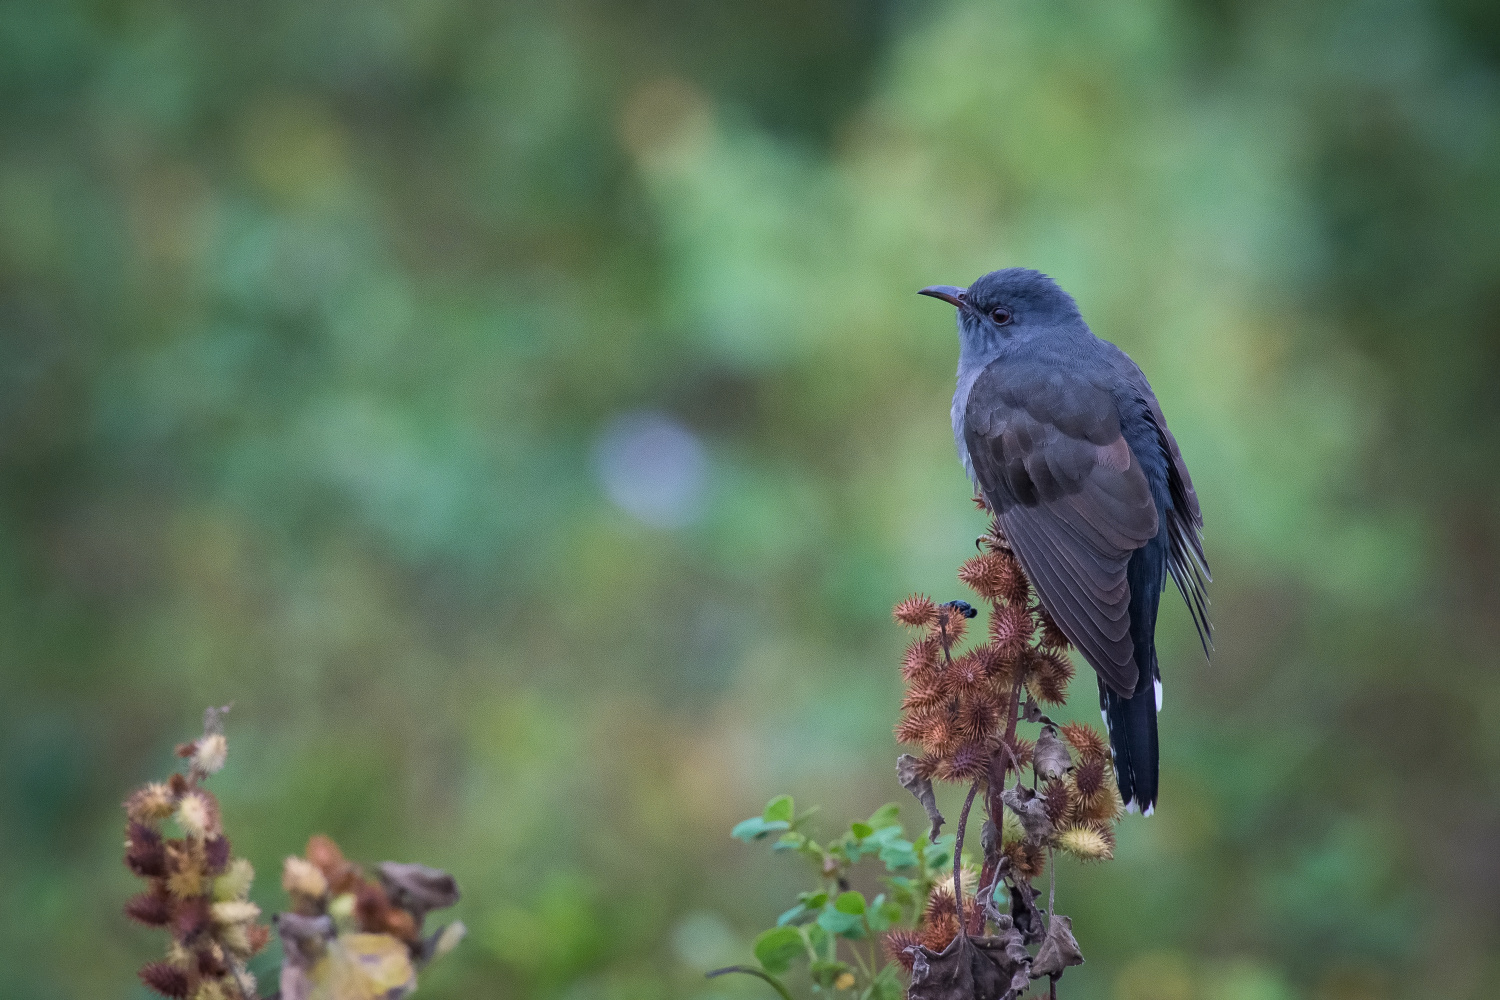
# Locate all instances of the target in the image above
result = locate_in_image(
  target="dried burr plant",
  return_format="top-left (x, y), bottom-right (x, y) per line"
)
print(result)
top-left (122, 707), bottom-right (465, 1000)
top-left (725, 513), bottom-right (1127, 1000)
top-left (887, 513), bottom-right (1123, 999)
top-left (123, 706), bottom-right (270, 1000)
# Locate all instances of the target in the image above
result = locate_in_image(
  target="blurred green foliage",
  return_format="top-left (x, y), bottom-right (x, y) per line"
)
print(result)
top-left (2, 0), bottom-right (1499, 998)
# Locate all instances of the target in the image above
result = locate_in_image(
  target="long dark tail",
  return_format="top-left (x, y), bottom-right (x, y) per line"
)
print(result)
top-left (1099, 662), bottom-right (1158, 814)
top-left (1101, 533), bottom-right (1166, 814)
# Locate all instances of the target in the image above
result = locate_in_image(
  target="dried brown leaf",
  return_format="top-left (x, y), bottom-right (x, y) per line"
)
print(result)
top-left (906, 927), bottom-right (1031, 1000)
top-left (897, 753), bottom-right (946, 840)
top-left (1029, 915), bottom-right (1084, 979)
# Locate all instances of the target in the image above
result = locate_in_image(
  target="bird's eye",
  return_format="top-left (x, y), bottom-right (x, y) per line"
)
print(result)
top-left (990, 307), bottom-right (1013, 325)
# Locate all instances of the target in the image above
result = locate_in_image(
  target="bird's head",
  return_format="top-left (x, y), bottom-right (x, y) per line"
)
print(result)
top-left (920, 268), bottom-right (1082, 358)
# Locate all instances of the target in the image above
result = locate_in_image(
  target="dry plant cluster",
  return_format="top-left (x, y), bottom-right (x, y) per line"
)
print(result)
top-left (884, 516), bottom-right (1126, 999)
top-left (122, 707), bottom-right (464, 1000)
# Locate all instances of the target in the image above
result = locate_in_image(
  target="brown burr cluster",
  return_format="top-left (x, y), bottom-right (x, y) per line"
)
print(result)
top-left (892, 537), bottom-right (1074, 785)
top-left (886, 522), bottom-right (1125, 965)
top-left (122, 707), bottom-right (268, 1000)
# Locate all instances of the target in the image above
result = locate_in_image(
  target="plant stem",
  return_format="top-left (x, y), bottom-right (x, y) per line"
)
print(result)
top-left (1047, 847), bottom-right (1056, 923)
top-left (953, 779), bottom-right (980, 934)
top-left (707, 967), bottom-right (797, 1000)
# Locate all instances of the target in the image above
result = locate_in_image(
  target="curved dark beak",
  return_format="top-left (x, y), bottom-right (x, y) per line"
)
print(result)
top-left (918, 285), bottom-right (966, 308)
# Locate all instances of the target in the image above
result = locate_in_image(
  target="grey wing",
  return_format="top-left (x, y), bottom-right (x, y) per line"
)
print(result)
top-left (964, 362), bottom-right (1159, 695)
top-left (1144, 394), bottom-right (1212, 655)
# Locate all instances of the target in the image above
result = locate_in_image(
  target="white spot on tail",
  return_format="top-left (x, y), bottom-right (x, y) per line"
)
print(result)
top-left (1143, 804), bottom-right (1154, 818)
top-left (1154, 679), bottom-right (1163, 712)
top-left (1124, 798), bottom-right (1139, 814)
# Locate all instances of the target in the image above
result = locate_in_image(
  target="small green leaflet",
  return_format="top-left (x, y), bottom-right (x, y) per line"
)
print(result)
top-left (753, 926), bottom-right (804, 975)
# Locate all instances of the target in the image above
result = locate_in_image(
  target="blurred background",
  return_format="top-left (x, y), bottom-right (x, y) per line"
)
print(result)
top-left (3, 0), bottom-right (1499, 997)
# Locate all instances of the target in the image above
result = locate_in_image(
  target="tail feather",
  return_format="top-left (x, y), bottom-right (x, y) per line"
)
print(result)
top-left (1100, 672), bottom-right (1159, 815)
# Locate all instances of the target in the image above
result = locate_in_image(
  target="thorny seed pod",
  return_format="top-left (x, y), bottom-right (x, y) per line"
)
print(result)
top-left (1078, 774), bottom-right (1125, 824)
top-left (993, 733), bottom-right (1034, 775)
top-left (948, 651), bottom-right (990, 700)
top-left (894, 594), bottom-right (939, 627)
top-left (928, 602), bottom-right (970, 645)
top-left (895, 710), bottom-right (939, 747)
top-left (924, 881), bottom-right (958, 922)
top-left (282, 856), bottom-right (329, 906)
top-left (126, 783), bottom-right (178, 825)
top-left (1056, 825), bottom-right (1114, 862)
top-left (1071, 757), bottom-right (1107, 808)
top-left (1040, 778), bottom-right (1073, 827)
top-left (912, 754), bottom-right (941, 781)
top-left (901, 638), bottom-right (942, 683)
top-left (900, 677), bottom-right (947, 714)
top-left (882, 929), bottom-right (923, 972)
top-left (1037, 608), bottom-right (1070, 651)
top-left (988, 601), bottom-right (1034, 652)
top-left (165, 841), bottom-right (208, 900)
top-left (174, 791), bottom-right (217, 840)
top-left (124, 890), bottom-right (174, 928)
top-left (191, 733), bottom-right (229, 777)
top-left (919, 712), bottom-right (959, 756)
top-left (138, 961), bottom-right (191, 999)
top-left (127, 822), bottom-right (168, 878)
top-left (919, 912), bottom-right (960, 954)
top-left (941, 741), bottom-right (991, 781)
top-left (1060, 721), bottom-right (1109, 763)
top-left (1025, 650), bottom-right (1075, 706)
top-left (958, 553), bottom-right (1018, 600)
top-left (955, 695), bottom-right (999, 744)
top-left (1025, 666), bottom-right (1068, 706)
top-left (1003, 838), bottom-right (1048, 880)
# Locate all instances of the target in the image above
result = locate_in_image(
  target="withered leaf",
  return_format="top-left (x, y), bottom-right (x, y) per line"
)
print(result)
top-left (897, 754), bottom-right (945, 841)
top-left (1032, 726), bottom-right (1072, 781)
top-left (1008, 878), bottom-right (1045, 946)
top-left (277, 912), bottom-right (336, 968)
top-left (1000, 786), bottom-right (1053, 844)
top-left (1029, 915), bottom-right (1084, 979)
top-left (281, 931), bottom-right (417, 1000)
top-left (907, 926), bottom-right (1031, 1000)
top-left (376, 863), bottom-right (460, 921)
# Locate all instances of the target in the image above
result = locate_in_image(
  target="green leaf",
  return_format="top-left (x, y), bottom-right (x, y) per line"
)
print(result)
top-left (754, 926), bottom-right (805, 975)
top-left (798, 891), bottom-right (829, 909)
top-left (809, 959), bottom-right (852, 989)
top-left (878, 837), bottom-right (919, 870)
top-left (834, 891), bottom-right (866, 916)
top-left (763, 795), bottom-right (795, 823)
top-left (868, 963), bottom-right (905, 1000)
top-left (805, 922), bottom-right (830, 956)
top-left (772, 831), bottom-right (805, 852)
top-left (865, 894), bottom-right (897, 932)
top-left (817, 906), bottom-right (866, 939)
top-left (867, 803), bottom-right (902, 830)
top-left (922, 834), bottom-right (956, 871)
top-left (849, 822), bottom-right (874, 840)
top-left (777, 903), bottom-right (808, 927)
top-left (732, 817), bottom-right (792, 842)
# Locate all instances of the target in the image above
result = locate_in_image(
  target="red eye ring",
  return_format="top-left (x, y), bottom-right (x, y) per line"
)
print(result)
top-left (991, 307), bottom-right (1013, 325)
